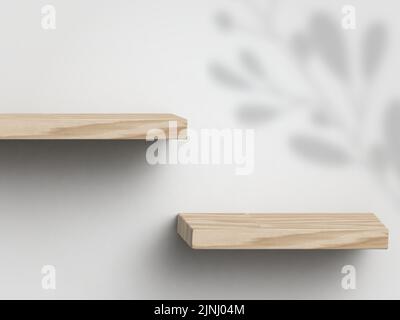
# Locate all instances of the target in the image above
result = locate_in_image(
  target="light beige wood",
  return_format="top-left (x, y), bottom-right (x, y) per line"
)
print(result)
top-left (0, 114), bottom-right (187, 139)
top-left (177, 213), bottom-right (388, 249)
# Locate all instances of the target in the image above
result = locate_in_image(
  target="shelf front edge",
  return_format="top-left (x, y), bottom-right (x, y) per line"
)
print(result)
top-left (0, 113), bottom-right (187, 140)
top-left (177, 213), bottom-right (389, 250)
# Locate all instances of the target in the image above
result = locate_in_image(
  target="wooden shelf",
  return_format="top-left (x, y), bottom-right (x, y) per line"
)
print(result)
top-left (177, 213), bottom-right (388, 250)
top-left (0, 113), bottom-right (186, 139)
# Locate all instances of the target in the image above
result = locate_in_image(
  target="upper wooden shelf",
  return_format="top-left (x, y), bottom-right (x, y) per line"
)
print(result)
top-left (0, 113), bottom-right (187, 140)
top-left (177, 213), bottom-right (388, 250)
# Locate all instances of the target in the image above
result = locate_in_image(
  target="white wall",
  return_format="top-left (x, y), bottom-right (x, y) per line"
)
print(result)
top-left (0, 0), bottom-right (399, 299)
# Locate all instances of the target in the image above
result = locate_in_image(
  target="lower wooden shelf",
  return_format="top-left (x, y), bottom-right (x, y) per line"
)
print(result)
top-left (177, 213), bottom-right (388, 249)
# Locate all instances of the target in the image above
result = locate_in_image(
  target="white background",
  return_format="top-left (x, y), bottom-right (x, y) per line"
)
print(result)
top-left (0, 0), bottom-right (399, 299)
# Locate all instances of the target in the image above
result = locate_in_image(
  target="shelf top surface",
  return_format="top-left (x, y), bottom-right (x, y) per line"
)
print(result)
top-left (0, 113), bottom-right (186, 121)
top-left (179, 213), bottom-right (387, 230)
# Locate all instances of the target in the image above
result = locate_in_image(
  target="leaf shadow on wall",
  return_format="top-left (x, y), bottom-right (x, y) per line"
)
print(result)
top-left (211, 10), bottom-right (388, 159)
top-left (211, 7), bottom-right (399, 201)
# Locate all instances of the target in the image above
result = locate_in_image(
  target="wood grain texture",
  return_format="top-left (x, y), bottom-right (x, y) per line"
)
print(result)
top-left (177, 213), bottom-right (389, 249)
top-left (0, 114), bottom-right (187, 139)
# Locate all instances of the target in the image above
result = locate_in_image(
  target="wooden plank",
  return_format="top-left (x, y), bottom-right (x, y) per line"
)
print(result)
top-left (0, 113), bottom-right (186, 139)
top-left (177, 213), bottom-right (388, 249)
